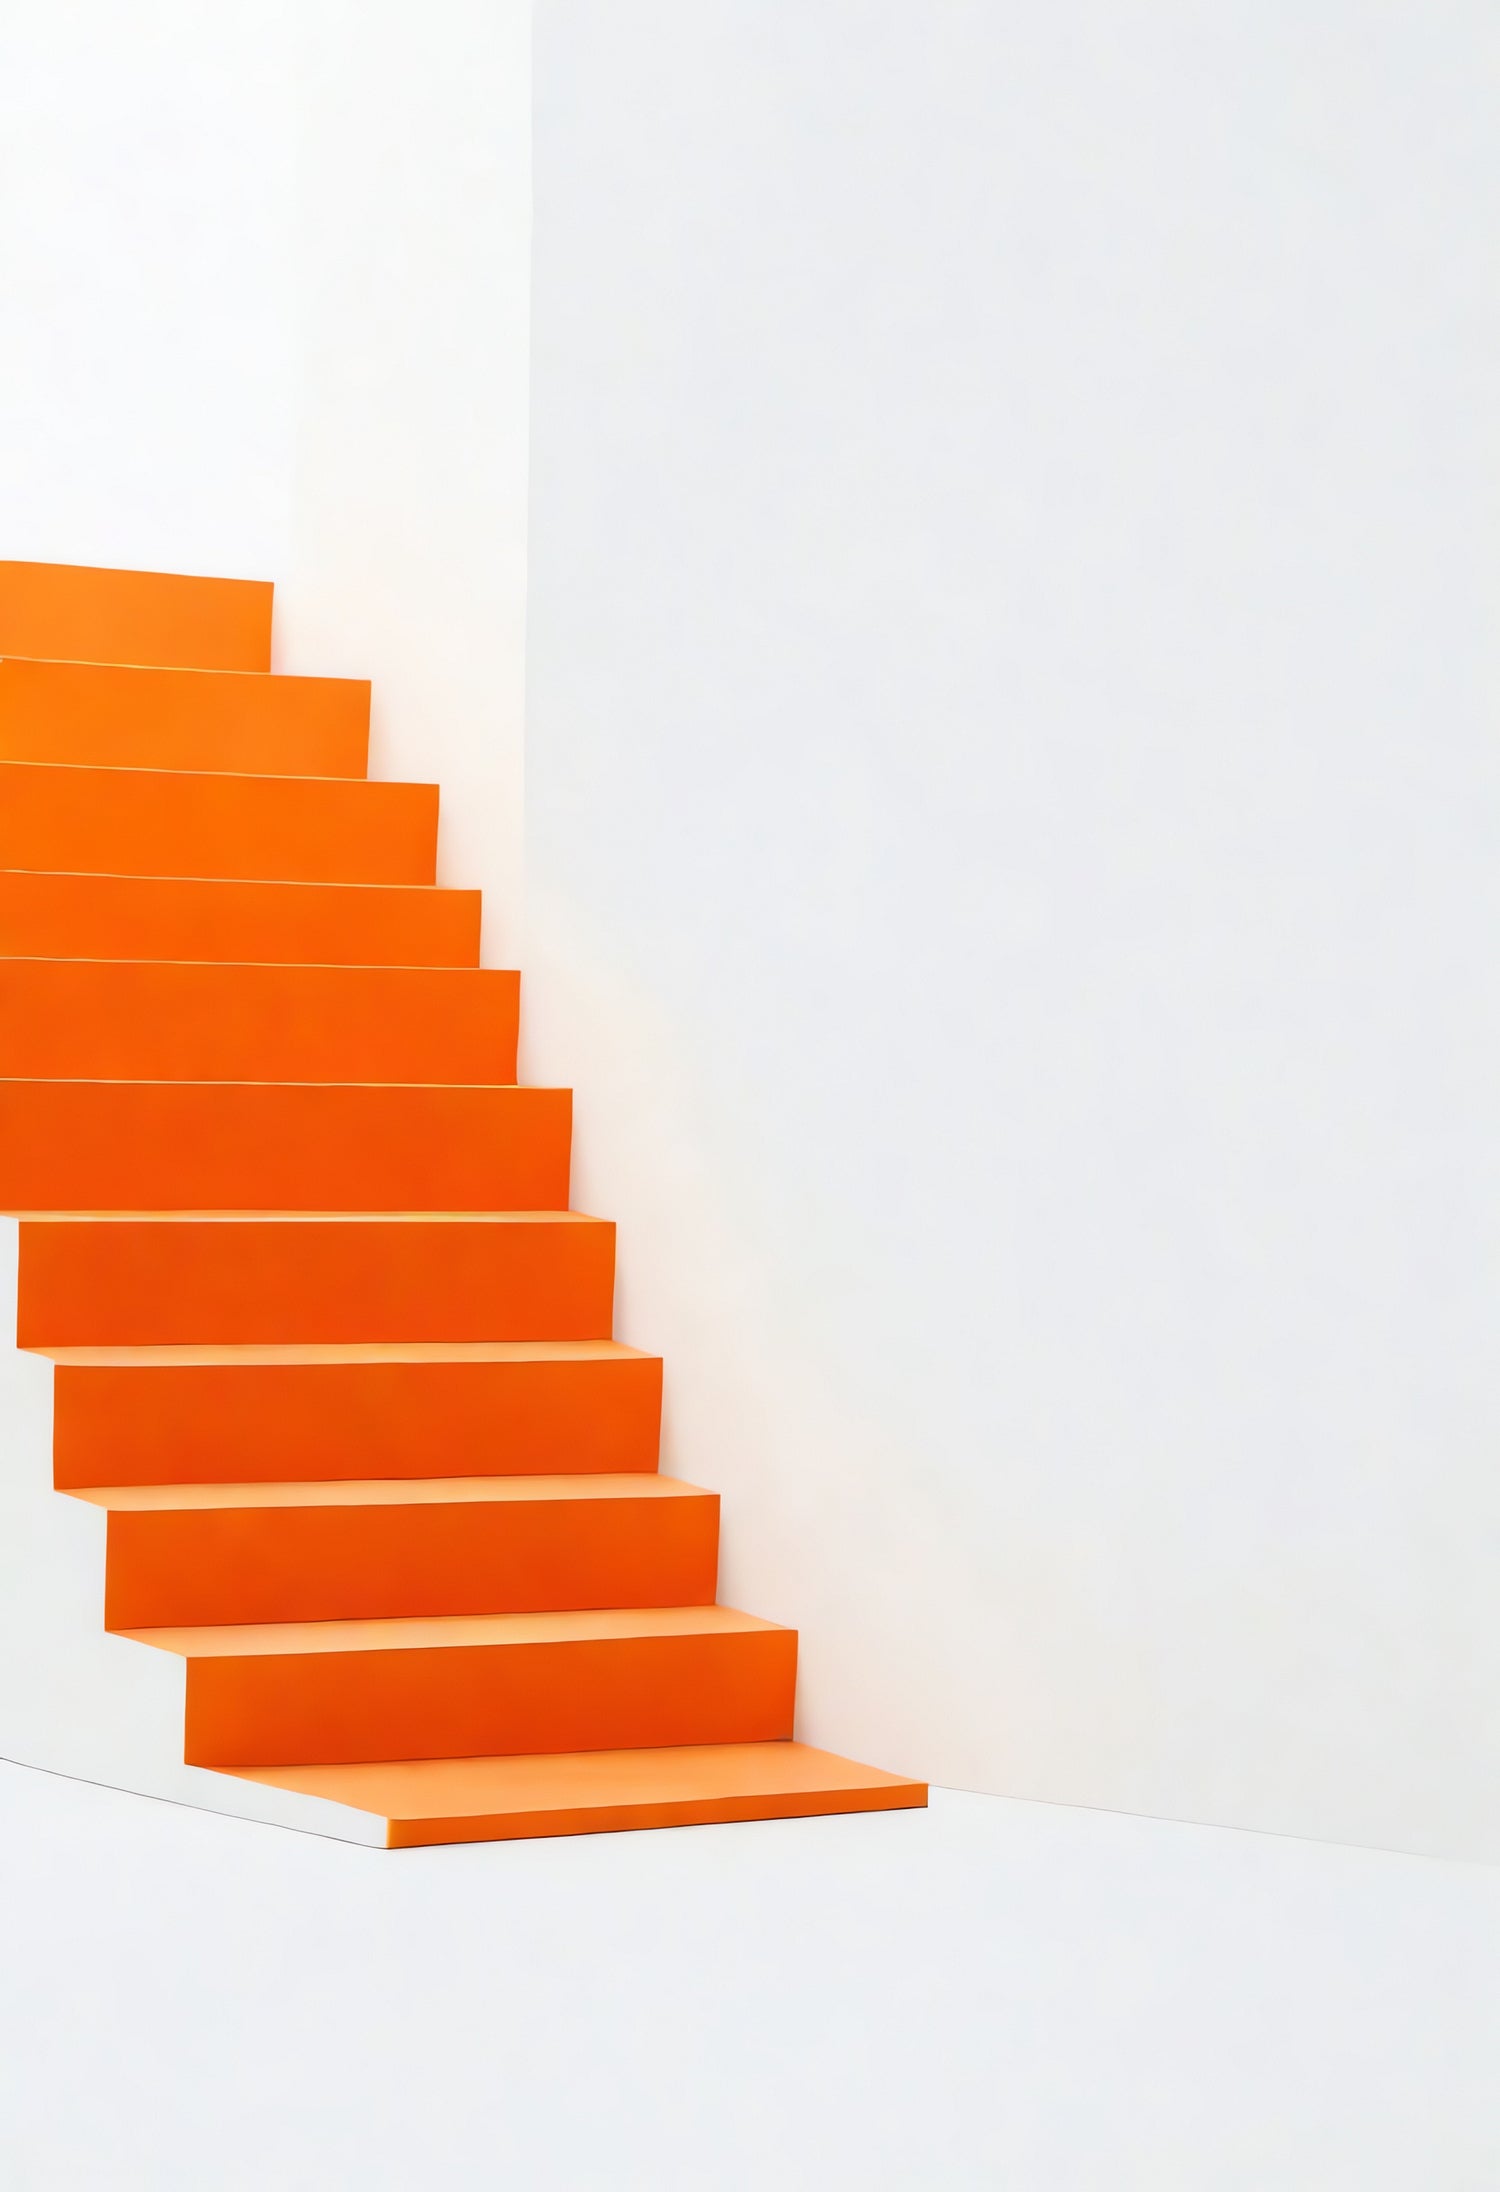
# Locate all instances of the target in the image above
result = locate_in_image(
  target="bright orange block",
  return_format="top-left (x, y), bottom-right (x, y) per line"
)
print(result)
top-left (0, 868), bottom-right (481, 966)
top-left (0, 762), bottom-right (438, 885)
top-left (17, 1213), bottom-right (617, 1347)
top-left (232, 1743), bottom-right (928, 1848)
top-left (0, 1080), bottom-right (571, 1212)
top-left (47, 1342), bottom-right (661, 1487)
top-left (0, 960), bottom-right (518, 1085)
top-left (0, 560), bottom-right (272, 672)
top-left (0, 657), bottom-right (369, 777)
top-left (128, 1605), bottom-right (798, 1766)
top-left (88, 1474), bottom-right (718, 1627)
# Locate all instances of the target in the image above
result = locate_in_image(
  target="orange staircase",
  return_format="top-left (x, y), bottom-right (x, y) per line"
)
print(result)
top-left (0, 558), bottom-right (925, 1848)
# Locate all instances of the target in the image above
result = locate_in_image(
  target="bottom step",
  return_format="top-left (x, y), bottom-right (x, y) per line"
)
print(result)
top-left (225, 1741), bottom-right (928, 1849)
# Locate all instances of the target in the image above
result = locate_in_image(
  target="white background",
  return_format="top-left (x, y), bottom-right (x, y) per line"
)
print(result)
top-left (3, 1761), bottom-right (1498, 2189)
top-left (2, 2), bottom-right (1497, 1862)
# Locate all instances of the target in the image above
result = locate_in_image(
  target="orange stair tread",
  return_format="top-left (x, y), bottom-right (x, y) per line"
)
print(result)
top-left (14, 1207), bottom-right (598, 1223)
top-left (0, 759), bottom-right (401, 786)
top-left (227, 1741), bottom-right (927, 1836)
top-left (36, 1339), bottom-right (651, 1366)
top-left (0, 1074), bottom-right (526, 1090)
top-left (121, 1603), bottom-right (783, 1658)
top-left (0, 865), bottom-right (445, 896)
top-left (74, 1473), bottom-right (708, 1513)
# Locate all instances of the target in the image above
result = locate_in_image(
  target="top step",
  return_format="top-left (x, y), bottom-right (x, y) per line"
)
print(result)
top-left (0, 561), bottom-right (272, 674)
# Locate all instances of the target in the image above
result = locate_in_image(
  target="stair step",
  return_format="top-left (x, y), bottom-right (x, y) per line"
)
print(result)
top-left (0, 960), bottom-right (518, 1085)
top-left (0, 560), bottom-right (272, 673)
top-left (0, 1080), bottom-right (571, 1211)
top-left (0, 868), bottom-right (481, 966)
top-left (122, 1604), bottom-right (798, 1767)
top-left (0, 656), bottom-right (368, 777)
top-left (229, 1740), bottom-right (927, 1848)
top-left (16, 1211), bottom-right (616, 1346)
top-left (45, 1340), bottom-right (662, 1486)
top-left (77, 1473), bottom-right (718, 1628)
top-left (0, 762), bottom-right (438, 885)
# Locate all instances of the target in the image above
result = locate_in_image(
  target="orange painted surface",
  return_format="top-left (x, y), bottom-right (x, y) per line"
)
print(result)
top-left (0, 560), bottom-right (272, 672)
top-left (0, 868), bottom-right (481, 966)
top-left (92, 1475), bottom-right (718, 1627)
top-left (0, 960), bottom-right (518, 1085)
top-left (3, 560), bottom-right (918, 1849)
top-left (148, 1607), bottom-right (799, 1766)
top-left (17, 1214), bottom-right (617, 1346)
top-left (229, 1743), bottom-right (928, 1847)
top-left (0, 762), bottom-right (438, 885)
top-left (49, 1343), bottom-right (661, 1486)
top-left (0, 1080), bottom-right (571, 1212)
top-left (0, 656), bottom-right (368, 777)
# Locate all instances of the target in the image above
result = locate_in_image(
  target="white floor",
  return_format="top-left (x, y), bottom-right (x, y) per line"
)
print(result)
top-left (0, 1761), bottom-right (1495, 2190)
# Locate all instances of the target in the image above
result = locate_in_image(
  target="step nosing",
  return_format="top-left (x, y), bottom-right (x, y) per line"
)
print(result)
top-left (119, 1603), bottom-right (781, 1656)
top-left (74, 1473), bottom-right (702, 1510)
top-left (0, 1075), bottom-right (533, 1091)
top-left (0, 955), bottom-right (515, 973)
top-left (35, 1340), bottom-right (650, 1364)
top-left (0, 866), bottom-right (458, 895)
top-left (0, 757), bottom-right (428, 787)
top-left (0, 654), bottom-right (366, 691)
top-left (13, 1207), bottom-right (601, 1222)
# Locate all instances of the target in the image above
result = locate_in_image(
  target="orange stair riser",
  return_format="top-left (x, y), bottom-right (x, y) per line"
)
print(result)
top-left (104, 1495), bottom-right (720, 1628)
top-left (0, 961), bottom-right (517, 1085)
top-left (0, 869), bottom-right (481, 966)
top-left (182, 1629), bottom-right (798, 1766)
top-left (388, 1782), bottom-right (924, 1849)
top-left (19, 1220), bottom-right (616, 1346)
top-left (53, 1356), bottom-right (662, 1487)
top-left (0, 657), bottom-right (369, 777)
top-left (0, 561), bottom-right (272, 672)
top-left (0, 1082), bottom-right (571, 1212)
top-left (0, 764), bottom-right (438, 886)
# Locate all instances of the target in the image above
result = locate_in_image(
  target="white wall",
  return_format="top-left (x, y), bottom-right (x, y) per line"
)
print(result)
top-left (0, 1), bottom-right (297, 582)
top-left (525, 2), bottom-right (1500, 1861)
top-left (0, 0), bottom-right (530, 952)
top-left (274, 0), bottom-right (532, 953)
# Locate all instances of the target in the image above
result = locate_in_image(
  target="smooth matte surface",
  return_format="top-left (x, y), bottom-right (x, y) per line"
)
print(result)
top-left (0, 865), bottom-right (482, 966)
top-left (0, 654), bottom-right (369, 776)
top-left (230, 1738), bottom-right (924, 1847)
top-left (16, 1210), bottom-right (617, 1345)
top-left (128, 1601), bottom-right (782, 1659)
top-left (0, 759), bottom-right (439, 883)
top-left (47, 1340), bottom-right (661, 1485)
top-left (0, 1078), bottom-right (572, 1212)
top-left (526, 1), bottom-right (1500, 1862)
top-left (0, 1763), bottom-right (1493, 2189)
top-left (0, 958), bottom-right (519, 1084)
top-left (90, 1476), bottom-right (721, 1631)
top-left (0, 559), bottom-right (272, 671)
